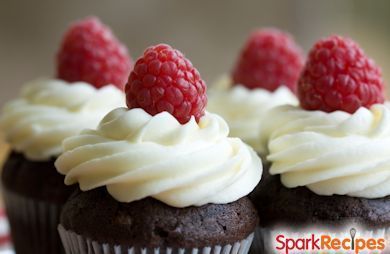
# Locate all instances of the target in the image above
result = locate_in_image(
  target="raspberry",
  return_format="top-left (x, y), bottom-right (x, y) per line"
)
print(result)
top-left (57, 16), bottom-right (132, 90)
top-left (125, 44), bottom-right (207, 124)
top-left (232, 28), bottom-right (304, 92)
top-left (298, 35), bottom-right (385, 113)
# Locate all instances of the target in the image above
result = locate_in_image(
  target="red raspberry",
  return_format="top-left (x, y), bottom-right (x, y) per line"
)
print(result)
top-left (232, 28), bottom-right (304, 92)
top-left (298, 35), bottom-right (385, 113)
top-left (125, 44), bottom-right (207, 124)
top-left (57, 17), bottom-right (132, 90)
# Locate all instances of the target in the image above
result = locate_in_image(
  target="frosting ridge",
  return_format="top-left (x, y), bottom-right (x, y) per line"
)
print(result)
top-left (207, 76), bottom-right (297, 155)
top-left (55, 108), bottom-right (262, 207)
top-left (0, 79), bottom-right (125, 160)
top-left (267, 104), bottom-right (390, 198)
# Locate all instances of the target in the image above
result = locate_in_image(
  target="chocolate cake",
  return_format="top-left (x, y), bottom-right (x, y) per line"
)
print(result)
top-left (250, 170), bottom-right (390, 228)
top-left (2, 152), bottom-right (76, 254)
top-left (61, 187), bottom-right (259, 248)
top-left (2, 152), bottom-right (75, 202)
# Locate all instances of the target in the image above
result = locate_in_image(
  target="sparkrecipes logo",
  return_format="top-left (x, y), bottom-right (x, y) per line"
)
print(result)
top-left (275, 228), bottom-right (386, 254)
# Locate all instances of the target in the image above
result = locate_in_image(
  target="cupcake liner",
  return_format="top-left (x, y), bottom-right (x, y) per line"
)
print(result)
top-left (252, 225), bottom-right (389, 253)
top-left (248, 227), bottom-right (265, 254)
top-left (58, 224), bottom-right (255, 254)
top-left (3, 188), bottom-right (64, 254)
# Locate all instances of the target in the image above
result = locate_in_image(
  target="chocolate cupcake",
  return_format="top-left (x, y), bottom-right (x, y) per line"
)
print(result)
top-left (0, 17), bottom-right (131, 254)
top-left (207, 28), bottom-right (303, 162)
top-left (56, 44), bottom-right (263, 254)
top-left (251, 36), bottom-right (390, 253)
top-left (60, 188), bottom-right (258, 252)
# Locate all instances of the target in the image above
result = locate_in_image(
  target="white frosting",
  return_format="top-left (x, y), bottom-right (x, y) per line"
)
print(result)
top-left (55, 108), bottom-right (262, 207)
top-left (267, 104), bottom-right (390, 199)
top-left (0, 79), bottom-right (125, 160)
top-left (207, 76), bottom-right (298, 155)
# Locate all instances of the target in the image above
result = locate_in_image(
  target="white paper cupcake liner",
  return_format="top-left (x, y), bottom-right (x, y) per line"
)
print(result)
top-left (252, 225), bottom-right (389, 253)
top-left (58, 224), bottom-right (255, 254)
top-left (3, 188), bottom-right (65, 254)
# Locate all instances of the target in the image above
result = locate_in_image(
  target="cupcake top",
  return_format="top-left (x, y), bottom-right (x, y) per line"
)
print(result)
top-left (0, 79), bottom-right (125, 160)
top-left (0, 17), bottom-right (132, 161)
top-left (55, 44), bottom-right (263, 208)
top-left (267, 36), bottom-right (389, 199)
top-left (207, 28), bottom-right (303, 156)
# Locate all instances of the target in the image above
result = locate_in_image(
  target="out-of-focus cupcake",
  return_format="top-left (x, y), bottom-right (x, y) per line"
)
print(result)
top-left (56, 44), bottom-right (262, 254)
top-left (0, 17), bottom-right (132, 254)
top-left (252, 36), bottom-right (390, 253)
top-left (208, 28), bottom-right (304, 161)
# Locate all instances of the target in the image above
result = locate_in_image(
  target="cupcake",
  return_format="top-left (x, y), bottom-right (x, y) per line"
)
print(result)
top-left (207, 28), bottom-right (304, 161)
top-left (0, 17), bottom-right (132, 254)
top-left (55, 44), bottom-right (262, 254)
top-left (252, 36), bottom-right (390, 252)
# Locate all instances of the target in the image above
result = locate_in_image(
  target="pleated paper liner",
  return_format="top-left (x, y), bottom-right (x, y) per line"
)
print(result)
top-left (58, 224), bottom-right (255, 254)
top-left (3, 189), bottom-right (65, 254)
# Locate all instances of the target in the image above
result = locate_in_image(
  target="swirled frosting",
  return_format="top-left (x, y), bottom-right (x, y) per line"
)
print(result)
top-left (0, 79), bottom-right (125, 160)
top-left (55, 108), bottom-right (262, 207)
top-left (267, 104), bottom-right (390, 199)
top-left (207, 76), bottom-right (297, 155)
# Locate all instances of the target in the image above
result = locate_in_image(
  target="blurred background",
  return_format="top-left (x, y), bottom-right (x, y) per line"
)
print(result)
top-left (0, 0), bottom-right (390, 106)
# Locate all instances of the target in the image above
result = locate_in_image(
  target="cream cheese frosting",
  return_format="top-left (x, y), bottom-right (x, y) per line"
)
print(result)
top-left (55, 108), bottom-right (262, 207)
top-left (267, 104), bottom-right (390, 199)
top-left (0, 79), bottom-right (125, 160)
top-left (207, 76), bottom-right (298, 155)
